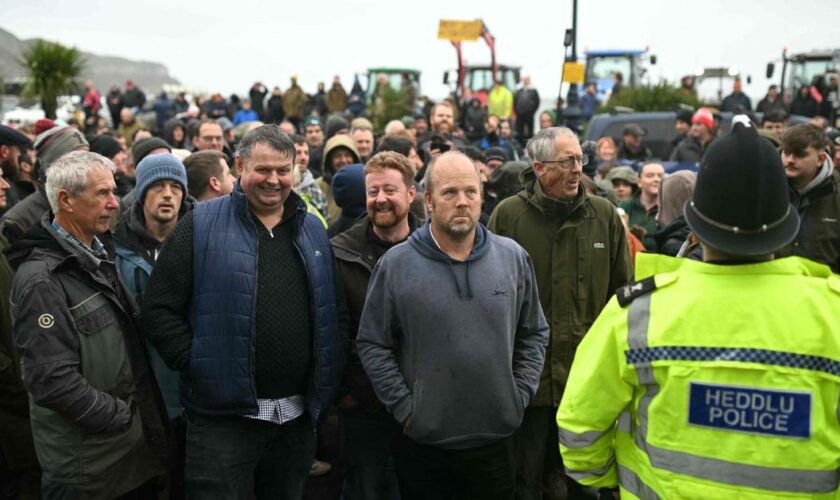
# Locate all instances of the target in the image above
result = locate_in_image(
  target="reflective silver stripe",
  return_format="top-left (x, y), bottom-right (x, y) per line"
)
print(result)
top-left (565, 454), bottom-right (616, 482)
top-left (558, 427), bottom-right (608, 449)
top-left (626, 294), bottom-right (651, 350)
top-left (625, 293), bottom-right (840, 493)
top-left (618, 411), bottom-right (632, 433)
top-left (646, 442), bottom-right (840, 493)
top-left (618, 464), bottom-right (661, 500)
top-left (628, 294), bottom-right (657, 450)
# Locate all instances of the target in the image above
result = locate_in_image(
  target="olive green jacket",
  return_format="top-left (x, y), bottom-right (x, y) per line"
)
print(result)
top-left (619, 192), bottom-right (659, 251)
top-left (488, 170), bottom-right (632, 407)
top-left (283, 85), bottom-right (307, 119)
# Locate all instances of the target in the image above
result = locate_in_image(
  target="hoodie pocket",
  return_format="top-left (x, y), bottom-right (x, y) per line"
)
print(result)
top-left (507, 373), bottom-right (525, 423)
top-left (405, 379), bottom-right (423, 439)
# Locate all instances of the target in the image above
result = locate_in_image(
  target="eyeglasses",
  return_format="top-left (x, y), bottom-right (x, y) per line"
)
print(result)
top-left (540, 155), bottom-right (588, 169)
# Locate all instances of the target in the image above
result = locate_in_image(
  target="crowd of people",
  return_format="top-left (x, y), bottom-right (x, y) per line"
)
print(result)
top-left (0, 70), bottom-right (839, 500)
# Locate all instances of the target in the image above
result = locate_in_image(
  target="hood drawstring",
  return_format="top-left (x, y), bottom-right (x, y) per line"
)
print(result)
top-left (464, 260), bottom-right (474, 298)
top-left (445, 260), bottom-right (464, 298)
top-left (444, 259), bottom-right (474, 299)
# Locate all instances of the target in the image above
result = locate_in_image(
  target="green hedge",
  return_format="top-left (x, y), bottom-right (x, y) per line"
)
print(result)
top-left (599, 82), bottom-right (704, 113)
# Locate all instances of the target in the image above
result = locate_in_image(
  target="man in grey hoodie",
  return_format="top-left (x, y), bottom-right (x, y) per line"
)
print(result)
top-left (357, 151), bottom-right (549, 500)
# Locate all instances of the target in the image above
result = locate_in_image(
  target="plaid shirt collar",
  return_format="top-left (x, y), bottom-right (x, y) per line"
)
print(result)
top-left (51, 220), bottom-right (108, 261)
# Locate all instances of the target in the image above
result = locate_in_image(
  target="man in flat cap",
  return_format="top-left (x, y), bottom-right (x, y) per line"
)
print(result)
top-left (0, 126), bottom-right (88, 244)
top-left (0, 125), bottom-right (34, 214)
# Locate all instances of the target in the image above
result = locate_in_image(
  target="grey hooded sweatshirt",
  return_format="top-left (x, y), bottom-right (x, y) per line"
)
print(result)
top-left (357, 222), bottom-right (548, 450)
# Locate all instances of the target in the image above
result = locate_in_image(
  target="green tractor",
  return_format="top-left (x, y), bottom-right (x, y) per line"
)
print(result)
top-left (360, 67), bottom-right (421, 107)
top-left (359, 67), bottom-right (421, 133)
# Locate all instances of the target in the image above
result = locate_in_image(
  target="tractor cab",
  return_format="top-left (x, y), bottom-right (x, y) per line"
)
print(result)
top-left (444, 64), bottom-right (520, 106)
top-left (583, 49), bottom-right (655, 100)
top-left (361, 68), bottom-right (421, 106)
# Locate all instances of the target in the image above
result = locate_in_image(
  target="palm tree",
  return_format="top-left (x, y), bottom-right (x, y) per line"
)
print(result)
top-left (18, 39), bottom-right (85, 119)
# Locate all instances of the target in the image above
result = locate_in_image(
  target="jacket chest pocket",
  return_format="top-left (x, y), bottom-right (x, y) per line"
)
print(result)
top-left (70, 293), bottom-right (135, 396)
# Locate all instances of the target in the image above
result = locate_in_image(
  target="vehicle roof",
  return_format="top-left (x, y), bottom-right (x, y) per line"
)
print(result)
top-left (583, 111), bottom-right (811, 160)
top-left (585, 49), bottom-right (646, 57)
top-left (787, 49), bottom-right (839, 61)
top-left (367, 68), bottom-right (421, 75)
top-left (463, 64), bottom-right (521, 71)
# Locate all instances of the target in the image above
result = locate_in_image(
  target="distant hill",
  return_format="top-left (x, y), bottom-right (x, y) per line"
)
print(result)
top-left (0, 27), bottom-right (179, 95)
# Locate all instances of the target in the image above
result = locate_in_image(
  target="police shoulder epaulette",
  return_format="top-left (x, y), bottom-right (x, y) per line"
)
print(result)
top-left (615, 277), bottom-right (657, 308)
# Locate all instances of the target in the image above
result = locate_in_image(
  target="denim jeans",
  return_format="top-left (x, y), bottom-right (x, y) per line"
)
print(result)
top-left (184, 411), bottom-right (315, 500)
top-left (394, 433), bottom-right (515, 500)
top-left (339, 408), bottom-right (401, 500)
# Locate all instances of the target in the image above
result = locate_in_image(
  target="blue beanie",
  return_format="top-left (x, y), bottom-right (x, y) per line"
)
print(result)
top-left (135, 153), bottom-right (188, 201)
top-left (331, 163), bottom-right (366, 218)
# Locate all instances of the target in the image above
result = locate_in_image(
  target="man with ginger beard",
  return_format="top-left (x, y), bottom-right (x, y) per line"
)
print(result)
top-left (330, 151), bottom-right (421, 499)
top-left (488, 127), bottom-right (631, 499)
top-left (419, 102), bottom-right (465, 160)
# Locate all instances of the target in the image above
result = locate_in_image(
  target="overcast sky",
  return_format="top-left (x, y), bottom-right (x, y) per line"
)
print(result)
top-left (4, 0), bottom-right (838, 103)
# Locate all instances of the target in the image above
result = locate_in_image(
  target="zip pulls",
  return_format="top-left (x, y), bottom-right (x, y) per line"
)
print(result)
top-left (269, 229), bottom-right (274, 238)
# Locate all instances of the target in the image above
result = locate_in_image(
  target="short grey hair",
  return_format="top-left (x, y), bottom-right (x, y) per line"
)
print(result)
top-left (46, 151), bottom-right (116, 214)
top-left (526, 127), bottom-right (578, 162)
top-left (350, 125), bottom-right (374, 136)
top-left (423, 150), bottom-right (482, 195)
top-left (236, 124), bottom-right (295, 165)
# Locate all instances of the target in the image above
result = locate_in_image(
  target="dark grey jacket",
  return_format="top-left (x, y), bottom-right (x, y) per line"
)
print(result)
top-left (0, 188), bottom-right (49, 245)
top-left (668, 136), bottom-right (714, 163)
top-left (357, 222), bottom-right (548, 450)
top-left (8, 215), bottom-right (169, 497)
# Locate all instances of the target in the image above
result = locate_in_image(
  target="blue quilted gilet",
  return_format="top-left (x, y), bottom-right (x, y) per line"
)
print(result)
top-left (185, 189), bottom-right (346, 424)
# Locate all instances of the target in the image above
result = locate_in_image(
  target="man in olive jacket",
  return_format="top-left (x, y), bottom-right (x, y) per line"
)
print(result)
top-left (487, 127), bottom-right (632, 499)
top-left (9, 152), bottom-right (169, 498)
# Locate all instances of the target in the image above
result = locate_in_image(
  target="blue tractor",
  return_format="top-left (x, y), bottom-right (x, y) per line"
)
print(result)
top-left (583, 49), bottom-right (656, 101)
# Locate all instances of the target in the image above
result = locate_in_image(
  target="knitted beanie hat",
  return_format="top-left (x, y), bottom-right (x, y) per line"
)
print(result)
top-left (131, 137), bottom-right (171, 165)
top-left (35, 126), bottom-right (89, 181)
top-left (135, 153), bottom-right (188, 202)
top-left (89, 135), bottom-right (123, 160)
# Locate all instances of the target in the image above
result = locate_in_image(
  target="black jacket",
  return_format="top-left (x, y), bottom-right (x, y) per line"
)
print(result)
top-left (267, 94), bottom-right (285, 124)
top-left (330, 214), bottom-right (419, 411)
top-left (669, 136), bottom-right (713, 163)
top-left (777, 166), bottom-right (840, 272)
top-left (0, 188), bottom-right (50, 245)
top-left (616, 140), bottom-right (652, 162)
top-left (653, 216), bottom-right (701, 260)
top-left (514, 87), bottom-right (541, 116)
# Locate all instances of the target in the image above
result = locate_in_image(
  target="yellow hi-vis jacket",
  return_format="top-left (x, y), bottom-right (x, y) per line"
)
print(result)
top-left (557, 253), bottom-right (840, 499)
